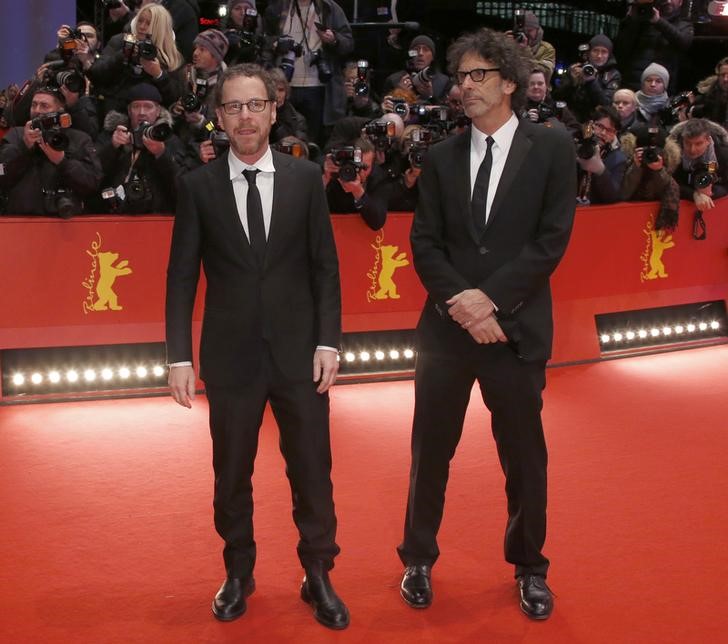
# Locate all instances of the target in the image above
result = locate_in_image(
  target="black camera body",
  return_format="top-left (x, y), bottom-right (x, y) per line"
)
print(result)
top-left (124, 171), bottom-right (153, 212)
top-left (390, 97), bottom-right (409, 118)
top-left (181, 77), bottom-right (208, 113)
top-left (641, 127), bottom-right (663, 164)
top-left (277, 35), bottom-right (303, 82)
top-left (408, 128), bottom-right (436, 169)
top-left (310, 49), bottom-right (332, 83)
top-left (631, 0), bottom-right (656, 19)
top-left (329, 146), bottom-right (363, 182)
top-left (210, 129), bottom-right (230, 158)
top-left (31, 111), bottom-right (73, 151)
top-left (131, 120), bottom-right (172, 149)
top-left (513, 9), bottom-right (528, 45)
top-left (354, 60), bottom-right (370, 96)
top-left (577, 44), bottom-right (596, 78)
top-left (122, 35), bottom-right (158, 70)
top-left (42, 187), bottom-right (80, 218)
top-left (575, 122), bottom-right (600, 160)
top-left (275, 141), bottom-right (305, 157)
top-left (411, 65), bottom-right (432, 90)
top-left (689, 161), bottom-right (718, 190)
top-left (364, 120), bottom-right (396, 151)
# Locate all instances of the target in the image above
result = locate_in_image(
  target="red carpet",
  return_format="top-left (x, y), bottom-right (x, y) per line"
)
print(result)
top-left (1, 345), bottom-right (727, 643)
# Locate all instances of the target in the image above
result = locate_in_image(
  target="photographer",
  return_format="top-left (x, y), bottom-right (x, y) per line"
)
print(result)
top-left (0, 86), bottom-right (102, 217)
top-left (223, 0), bottom-right (270, 65)
top-left (506, 10), bottom-right (556, 84)
top-left (264, 0), bottom-right (354, 146)
top-left (613, 88), bottom-right (640, 134)
top-left (553, 35), bottom-right (621, 123)
top-left (615, 0), bottom-right (693, 94)
top-left (621, 123), bottom-right (681, 229)
top-left (323, 137), bottom-right (387, 229)
top-left (382, 35), bottom-right (451, 104)
top-left (633, 63), bottom-right (673, 130)
top-left (171, 29), bottom-right (229, 142)
top-left (384, 124), bottom-right (439, 212)
top-left (86, 3), bottom-right (186, 118)
top-left (522, 69), bottom-right (580, 137)
top-left (269, 68), bottom-right (309, 144)
top-left (96, 83), bottom-right (185, 213)
top-left (343, 60), bottom-right (382, 119)
top-left (691, 57), bottom-right (728, 127)
top-left (576, 106), bottom-right (628, 205)
top-left (668, 118), bottom-right (728, 213)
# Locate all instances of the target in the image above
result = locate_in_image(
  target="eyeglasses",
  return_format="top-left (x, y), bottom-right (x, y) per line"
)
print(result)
top-left (593, 122), bottom-right (616, 135)
top-left (455, 68), bottom-right (501, 85)
top-left (221, 99), bottom-right (272, 114)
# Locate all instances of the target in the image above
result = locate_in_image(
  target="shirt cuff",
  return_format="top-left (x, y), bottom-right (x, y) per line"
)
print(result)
top-left (316, 345), bottom-right (339, 353)
top-left (168, 361), bottom-right (193, 367)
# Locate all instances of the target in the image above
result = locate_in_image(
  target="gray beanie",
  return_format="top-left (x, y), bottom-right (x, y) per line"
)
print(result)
top-left (641, 62), bottom-right (670, 88)
top-left (410, 35), bottom-right (436, 56)
top-left (194, 29), bottom-right (229, 65)
top-left (228, 0), bottom-right (255, 10)
top-left (589, 34), bottom-right (613, 53)
top-left (524, 11), bottom-right (540, 29)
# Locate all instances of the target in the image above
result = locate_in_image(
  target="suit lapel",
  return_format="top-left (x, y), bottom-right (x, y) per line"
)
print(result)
top-left (210, 157), bottom-right (256, 262)
top-left (454, 131), bottom-right (481, 245)
top-left (265, 150), bottom-right (294, 267)
top-left (484, 123), bottom-right (533, 233)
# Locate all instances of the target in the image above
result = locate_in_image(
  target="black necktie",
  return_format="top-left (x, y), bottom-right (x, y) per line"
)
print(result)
top-left (471, 135), bottom-right (495, 236)
top-left (242, 168), bottom-right (266, 265)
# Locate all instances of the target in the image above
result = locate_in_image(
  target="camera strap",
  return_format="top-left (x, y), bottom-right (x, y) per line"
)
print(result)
top-left (692, 210), bottom-right (707, 240)
top-left (124, 149), bottom-right (142, 185)
top-left (290, 0), bottom-right (315, 54)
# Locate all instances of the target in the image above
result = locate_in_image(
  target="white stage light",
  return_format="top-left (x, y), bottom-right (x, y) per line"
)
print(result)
top-left (31, 373), bottom-right (43, 385)
top-left (101, 368), bottom-right (113, 381)
top-left (119, 367), bottom-right (131, 379)
top-left (389, 350), bottom-right (400, 359)
top-left (136, 366), bottom-right (148, 378)
top-left (687, 323), bottom-right (696, 333)
top-left (710, 321), bottom-right (720, 330)
top-left (675, 325), bottom-right (684, 334)
top-left (698, 322), bottom-right (708, 331)
top-left (662, 327), bottom-right (672, 336)
top-left (67, 370), bottom-right (79, 382)
top-left (403, 349), bottom-right (414, 359)
top-left (12, 373), bottom-right (25, 386)
top-left (48, 371), bottom-right (61, 384)
top-left (344, 352), bottom-right (355, 362)
top-left (625, 331), bottom-right (635, 340)
top-left (84, 369), bottom-right (97, 382)
top-left (650, 328), bottom-right (660, 337)
top-left (638, 329), bottom-right (648, 339)
top-left (601, 334), bottom-right (610, 343)
top-left (375, 351), bottom-right (385, 360)
top-left (359, 351), bottom-right (371, 362)
top-left (153, 365), bottom-right (165, 377)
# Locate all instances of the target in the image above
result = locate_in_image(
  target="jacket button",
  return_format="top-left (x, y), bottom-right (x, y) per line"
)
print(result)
top-left (478, 246), bottom-right (488, 255)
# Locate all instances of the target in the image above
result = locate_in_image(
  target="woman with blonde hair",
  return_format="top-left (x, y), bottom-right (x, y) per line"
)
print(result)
top-left (87, 2), bottom-right (185, 117)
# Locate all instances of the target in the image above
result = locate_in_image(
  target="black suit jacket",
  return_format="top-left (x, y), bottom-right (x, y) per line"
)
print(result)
top-left (166, 150), bottom-right (341, 386)
top-left (410, 120), bottom-right (577, 362)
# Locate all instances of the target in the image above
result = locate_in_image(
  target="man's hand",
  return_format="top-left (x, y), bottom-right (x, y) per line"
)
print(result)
top-left (403, 166), bottom-right (421, 189)
top-left (168, 365), bottom-right (196, 408)
top-left (140, 57), bottom-right (163, 79)
top-left (142, 134), bottom-right (165, 158)
top-left (313, 349), bottom-right (338, 393)
top-left (466, 315), bottom-right (508, 344)
top-left (60, 85), bottom-right (80, 108)
top-left (694, 189), bottom-right (715, 212)
top-left (322, 155), bottom-right (337, 186)
top-left (23, 121), bottom-right (43, 149)
top-left (38, 138), bottom-right (65, 164)
top-left (112, 124), bottom-right (132, 148)
top-left (446, 288), bottom-right (496, 327)
top-left (199, 139), bottom-right (216, 164)
top-left (317, 28), bottom-right (337, 46)
top-left (338, 173), bottom-right (365, 200)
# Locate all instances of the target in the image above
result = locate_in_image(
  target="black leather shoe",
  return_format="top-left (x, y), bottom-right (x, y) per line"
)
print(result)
top-left (517, 574), bottom-right (553, 620)
top-left (300, 571), bottom-right (350, 630)
top-left (212, 576), bottom-right (255, 621)
top-left (400, 565), bottom-right (432, 608)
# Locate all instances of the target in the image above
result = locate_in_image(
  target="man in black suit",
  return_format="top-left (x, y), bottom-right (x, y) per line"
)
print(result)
top-left (165, 63), bottom-right (349, 630)
top-left (397, 28), bottom-right (577, 620)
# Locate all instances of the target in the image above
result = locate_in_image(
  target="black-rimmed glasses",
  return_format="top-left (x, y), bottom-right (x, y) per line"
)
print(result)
top-left (221, 99), bottom-right (272, 114)
top-left (455, 68), bottom-right (501, 85)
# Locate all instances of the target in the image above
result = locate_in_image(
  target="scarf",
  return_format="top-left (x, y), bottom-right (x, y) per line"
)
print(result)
top-left (682, 137), bottom-right (717, 171)
top-left (635, 90), bottom-right (669, 118)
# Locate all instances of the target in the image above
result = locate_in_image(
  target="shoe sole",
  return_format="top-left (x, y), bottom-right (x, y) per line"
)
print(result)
top-left (300, 583), bottom-right (350, 630)
top-left (400, 588), bottom-right (432, 609)
top-left (211, 579), bottom-right (256, 622)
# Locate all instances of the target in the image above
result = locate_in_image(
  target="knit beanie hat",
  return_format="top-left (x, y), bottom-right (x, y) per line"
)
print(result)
top-left (524, 11), bottom-right (540, 29)
top-left (641, 62), bottom-right (670, 88)
top-left (409, 35), bottom-right (436, 56)
top-left (589, 34), bottom-right (613, 53)
top-left (126, 82), bottom-right (162, 104)
top-left (228, 0), bottom-right (255, 11)
top-left (194, 29), bottom-right (230, 65)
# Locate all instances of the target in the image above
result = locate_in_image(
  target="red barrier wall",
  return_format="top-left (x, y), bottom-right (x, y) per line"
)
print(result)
top-left (1, 201), bottom-right (726, 373)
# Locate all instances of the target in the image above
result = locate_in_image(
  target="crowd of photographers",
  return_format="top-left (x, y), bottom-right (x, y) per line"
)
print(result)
top-left (0, 0), bottom-right (726, 232)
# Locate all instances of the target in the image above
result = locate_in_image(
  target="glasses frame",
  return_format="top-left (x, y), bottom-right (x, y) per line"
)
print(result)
top-left (455, 67), bottom-right (501, 85)
top-left (592, 122), bottom-right (616, 135)
top-left (221, 98), bottom-right (272, 114)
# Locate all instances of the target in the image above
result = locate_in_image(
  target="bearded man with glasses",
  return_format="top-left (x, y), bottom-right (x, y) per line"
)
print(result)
top-left (166, 63), bottom-right (349, 630)
top-left (397, 28), bottom-right (576, 620)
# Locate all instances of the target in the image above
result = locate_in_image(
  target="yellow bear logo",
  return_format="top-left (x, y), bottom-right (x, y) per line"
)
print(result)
top-left (644, 230), bottom-right (674, 280)
top-left (371, 244), bottom-right (409, 300)
top-left (92, 251), bottom-right (132, 310)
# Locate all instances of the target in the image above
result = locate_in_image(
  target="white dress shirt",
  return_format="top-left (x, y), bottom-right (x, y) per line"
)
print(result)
top-left (227, 146), bottom-right (276, 240)
top-left (469, 112), bottom-right (519, 225)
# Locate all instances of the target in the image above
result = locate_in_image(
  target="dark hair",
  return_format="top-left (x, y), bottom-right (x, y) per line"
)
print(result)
top-left (446, 27), bottom-right (531, 112)
top-left (591, 105), bottom-right (620, 131)
top-left (76, 21), bottom-right (97, 33)
top-left (680, 118), bottom-right (712, 140)
top-left (214, 63), bottom-right (277, 108)
top-left (33, 86), bottom-right (65, 106)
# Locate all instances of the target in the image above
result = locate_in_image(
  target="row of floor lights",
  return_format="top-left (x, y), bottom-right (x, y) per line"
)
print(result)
top-left (601, 320), bottom-right (721, 345)
top-left (11, 365), bottom-right (167, 387)
top-left (342, 349), bottom-right (416, 363)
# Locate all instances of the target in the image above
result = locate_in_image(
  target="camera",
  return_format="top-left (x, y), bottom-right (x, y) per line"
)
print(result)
top-left (329, 146), bottom-right (363, 182)
top-left (42, 187), bottom-right (79, 219)
top-left (411, 65), bottom-right (432, 91)
top-left (364, 119), bottom-right (396, 151)
top-left (390, 97), bottom-right (409, 118)
top-left (577, 44), bottom-right (596, 78)
top-left (513, 9), bottom-right (528, 45)
top-left (309, 49), bottom-right (332, 83)
top-left (641, 127), bottom-right (663, 164)
top-left (131, 120), bottom-right (172, 149)
top-left (31, 111), bottom-right (72, 151)
top-left (122, 34), bottom-right (158, 71)
top-left (276, 35), bottom-right (303, 57)
top-left (663, 91), bottom-right (693, 124)
top-left (408, 128), bottom-right (435, 169)
top-left (354, 60), bottom-right (370, 97)
top-left (210, 129), bottom-right (230, 158)
top-left (181, 78), bottom-right (208, 113)
top-left (575, 122), bottom-right (599, 159)
top-left (630, 0), bottom-right (656, 19)
top-left (58, 37), bottom-right (78, 63)
top-left (275, 141), bottom-right (305, 157)
top-left (125, 172), bottom-right (153, 212)
top-left (101, 186), bottom-right (123, 213)
top-left (101, 0), bottom-right (124, 8)
top-left (55, 69), bottom-right (85, 94)
top-left (533, 100), bottom-right (566, 123)
top-left (688, 161), bottom-right (718, 190)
